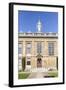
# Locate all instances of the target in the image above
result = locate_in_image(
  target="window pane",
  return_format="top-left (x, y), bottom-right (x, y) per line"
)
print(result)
top-left (18, 44), bottom-right (22, 54)
top-left (18, 43), bottom-right (22, 71)
top-left (27, 61), bottom-right (31, 65)
top-left (37, 42), bottom-right (42, 53)
top-left (26, 57), bottom-right (31, 65)
top-left (48, 42), bottom-right (54, 55)
top-left (26, 43), bottom-right (31, 54)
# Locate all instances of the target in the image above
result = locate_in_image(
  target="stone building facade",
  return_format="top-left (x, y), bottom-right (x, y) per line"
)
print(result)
top-left (18, 20), bottom-right (58, 72)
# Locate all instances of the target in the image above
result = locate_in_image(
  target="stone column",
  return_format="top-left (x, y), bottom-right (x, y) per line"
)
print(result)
top-left (23, 41), bottom-right (26, 57)
top-left (54, 41), bottom-right (58, 56)
top-left (31, 40), bottom-right (36, 69)
top-left (44, 39), bottom-right (48, 56)
top-left (44, 40), bottom-right (48, 70)
top-left (31, 40), bottom-right (35, 56)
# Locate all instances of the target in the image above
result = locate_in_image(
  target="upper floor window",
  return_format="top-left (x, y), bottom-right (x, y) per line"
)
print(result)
top-left (48, 42), bottom-right (54, 56)
top-left (26, 43), bottom-right (31, 54)
top-left (18, 44), bottom-right (22, 54)
top-left (37, 42), bottom-right (42, 54)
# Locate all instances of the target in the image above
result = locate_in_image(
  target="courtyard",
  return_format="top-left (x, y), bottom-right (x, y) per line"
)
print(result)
top-left (18, 71), bottom-right (58, 79)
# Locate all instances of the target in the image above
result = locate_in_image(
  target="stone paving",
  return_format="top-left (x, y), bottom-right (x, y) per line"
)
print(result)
top-left (28, 72), bottom-right (47, 79)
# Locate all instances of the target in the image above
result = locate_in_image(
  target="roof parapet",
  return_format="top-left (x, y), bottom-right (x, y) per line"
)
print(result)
top-left (18, 32), bottom-right (58, 38)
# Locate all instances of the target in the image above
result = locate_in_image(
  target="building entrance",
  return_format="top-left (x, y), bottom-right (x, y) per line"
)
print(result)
top-left (37, 58), bottom-right (42, 68)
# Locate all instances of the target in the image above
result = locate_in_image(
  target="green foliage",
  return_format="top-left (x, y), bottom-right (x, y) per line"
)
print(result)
top-left (22, 57), bottom-right (26, 71)
top-left (56, 56), bottom-right (58, 70)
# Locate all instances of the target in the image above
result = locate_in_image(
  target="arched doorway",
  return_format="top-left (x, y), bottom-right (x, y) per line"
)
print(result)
top-left (37, 58), bottom-right (42, 68)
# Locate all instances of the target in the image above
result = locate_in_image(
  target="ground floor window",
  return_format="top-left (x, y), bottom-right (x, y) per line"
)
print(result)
top-left (27, 61), bottom-right (31, 65)
top-left (26, 57), bottom-right (31, 65)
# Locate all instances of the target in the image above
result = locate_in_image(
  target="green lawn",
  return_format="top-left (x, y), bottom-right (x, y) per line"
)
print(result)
top-left (18, 72), bottom-right (30, 79)
top-left (48, 71), bottom-right (58, 77)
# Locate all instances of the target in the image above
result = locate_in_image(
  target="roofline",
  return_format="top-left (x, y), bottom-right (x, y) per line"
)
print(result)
top-left (18, 36), bottom-right (58, 38)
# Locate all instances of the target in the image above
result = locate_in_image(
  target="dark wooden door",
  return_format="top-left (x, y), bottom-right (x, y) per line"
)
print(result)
top-left (37, 58), bottom-right (42, 68)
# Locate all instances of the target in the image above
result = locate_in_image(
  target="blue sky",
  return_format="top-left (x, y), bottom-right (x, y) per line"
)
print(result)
top-left (18, 10), bottom-right (58, 33)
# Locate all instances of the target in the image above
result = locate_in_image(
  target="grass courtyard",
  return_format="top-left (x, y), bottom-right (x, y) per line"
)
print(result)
top-left (18, 71), bottom-right (58, 79)
top-left (48, 71), bottom-right (58, 77)
top-left (18, 72), bottom-right (30, 79)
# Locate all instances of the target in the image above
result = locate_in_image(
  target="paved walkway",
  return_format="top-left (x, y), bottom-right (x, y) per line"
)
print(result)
top-left (28, 72), bottom-right (47, 79)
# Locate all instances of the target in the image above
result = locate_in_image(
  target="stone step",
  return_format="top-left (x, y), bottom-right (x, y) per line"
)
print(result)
top-left (31, 68), bottom-right (48, 72)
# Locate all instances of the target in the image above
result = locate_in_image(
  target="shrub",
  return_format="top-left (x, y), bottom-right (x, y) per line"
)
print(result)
top-left (22, 57), bottom-right (26, 71)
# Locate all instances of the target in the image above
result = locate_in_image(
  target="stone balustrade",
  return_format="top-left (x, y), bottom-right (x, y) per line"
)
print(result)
top-left (18, 32), bottom-right (58, 37)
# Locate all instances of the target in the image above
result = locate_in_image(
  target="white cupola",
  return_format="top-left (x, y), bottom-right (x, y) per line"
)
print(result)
top-left (37, 19), bottom-right (42, 33)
